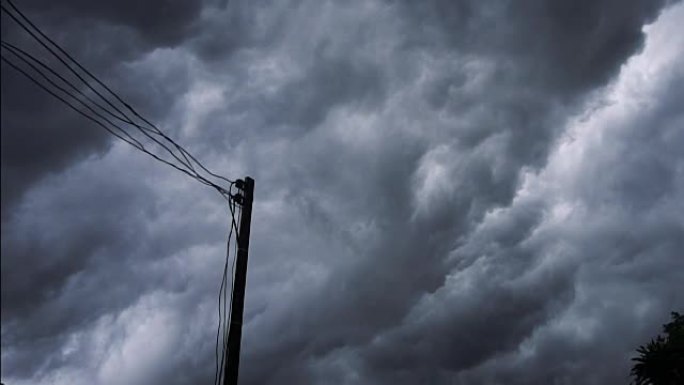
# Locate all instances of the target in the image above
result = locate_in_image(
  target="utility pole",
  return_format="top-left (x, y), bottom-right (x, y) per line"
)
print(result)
top-left (223, 177), bottom-right (255, 385)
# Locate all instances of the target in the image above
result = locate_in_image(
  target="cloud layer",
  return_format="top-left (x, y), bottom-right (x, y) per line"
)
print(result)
top-left (2, 1), bottom-right (683, 384)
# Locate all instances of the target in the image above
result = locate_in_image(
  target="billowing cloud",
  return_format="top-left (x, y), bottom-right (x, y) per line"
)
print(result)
top-left (1, 1), bottom-right (682, 384)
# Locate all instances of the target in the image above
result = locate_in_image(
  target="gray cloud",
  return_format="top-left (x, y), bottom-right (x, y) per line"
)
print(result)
top-left (2, 1), bottom-right (683, 384)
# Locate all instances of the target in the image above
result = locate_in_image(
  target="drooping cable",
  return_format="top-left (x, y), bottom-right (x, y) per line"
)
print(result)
top-left (215, 193), bottom-right (241, 385)
top-left (1, 44), bottom-right (144, 148)
top-left (215, 199), bottom-right (235, 385)
top-left (2, 0), bottom-right (235, 188)
top-left (0, 0), bottom-right (235, 197)
top-left (0, 54), bottom-right (144, 149)
top-left (224, 201), bottom-right (242, 382)
top-left (0, 41), bottom-right (210, 188)
top-left (1, 40), bottom-right (138, 136)
top-left (0, 51), bottom-right (231, 196)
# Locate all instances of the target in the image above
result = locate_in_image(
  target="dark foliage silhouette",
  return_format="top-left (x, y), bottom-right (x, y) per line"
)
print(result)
top-left (630, 312), bottom-right (684, 385)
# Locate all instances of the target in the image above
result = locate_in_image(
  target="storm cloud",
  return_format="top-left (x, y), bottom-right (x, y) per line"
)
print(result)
top-left (2, 1), bottom-right (683, 384)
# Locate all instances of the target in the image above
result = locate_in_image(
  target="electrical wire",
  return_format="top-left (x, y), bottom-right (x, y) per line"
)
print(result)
top-left (0, 0), bottom-right (235, 198)
top-left (215, 201), bottom-right (234, 385)
top-left (1, 44), bottom-right (144, 148)
top-left (0, 41), bottom-right (218, 191)
top-left (2, 0), bottom-right (235, 187)
top-left (1, 40), bottom-right (136, 134)
top-left (215, 195), bottom-right (241, 385)
top-left (0, 51), bottom-right (232, 197)
top-left (1, 55), bottom-right (143, 149)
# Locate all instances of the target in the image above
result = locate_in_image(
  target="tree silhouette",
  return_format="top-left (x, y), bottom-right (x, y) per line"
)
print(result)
top-left (630, 312), bottom-right (684, 385)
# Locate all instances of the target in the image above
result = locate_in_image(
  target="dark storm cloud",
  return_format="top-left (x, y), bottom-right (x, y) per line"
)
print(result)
top-left (229, 1), bottom-right (672, 381)
top-left (11, 0), bottom-right (210, 47)
top-left (453, 64), bottom-right (684, 384)
top-left (234, 2), bottom-right (680, 384)
top-left (2, 1), bottom-right (683, 385)
top-left (402, 0), bottom-right (667, 93)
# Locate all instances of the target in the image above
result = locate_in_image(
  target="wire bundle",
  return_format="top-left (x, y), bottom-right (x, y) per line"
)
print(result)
top-left (1, 1), bottom-right (244, 383)
top-left (215, 199), bottom-right (241, 385)
top-left (0, 0), bottom-right (235, 200)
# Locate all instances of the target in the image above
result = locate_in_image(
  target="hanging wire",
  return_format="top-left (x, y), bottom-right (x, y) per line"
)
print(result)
top-left (215, 190), bottom-right (242, 385)
top-left (1, 0), bottom-right (236, 199)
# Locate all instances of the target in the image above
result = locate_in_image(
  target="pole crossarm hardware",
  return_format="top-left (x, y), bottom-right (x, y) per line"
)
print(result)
top-left (224, 177), bottom-right (254, 385)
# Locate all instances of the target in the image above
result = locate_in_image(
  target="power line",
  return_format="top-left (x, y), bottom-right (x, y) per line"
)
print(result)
top-left (0, 51), bottom-right (228, 195)
top-left (1, 40), bottom-right (135, 131)
top-left (1, 54), bottom-right (142, 149)
top-left (214, 192), bottom-right (243, 385)
top-left (1, 42), bottom-right (144, 147)
top-left (3, 0), bottom-right (234, 188)
top-left (1, 0), bottom-right (235, 198)
top-left (0, 40), bottom-right (205, 184)
top-left (0, 41), bottom-right (214, 191)
top-left (215, 198), bottom-right (239, 385)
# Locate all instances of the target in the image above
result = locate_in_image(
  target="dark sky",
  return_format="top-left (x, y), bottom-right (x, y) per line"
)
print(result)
top-left (2, 0), bottom-right (683, 384)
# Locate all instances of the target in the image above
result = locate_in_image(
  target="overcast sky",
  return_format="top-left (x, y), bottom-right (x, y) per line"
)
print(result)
top-left (1, 0), bottom-right (683, 384)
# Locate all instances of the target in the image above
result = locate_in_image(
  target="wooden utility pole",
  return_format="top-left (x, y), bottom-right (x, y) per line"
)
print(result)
top-left (223, 177), bottom-right (254, 385)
